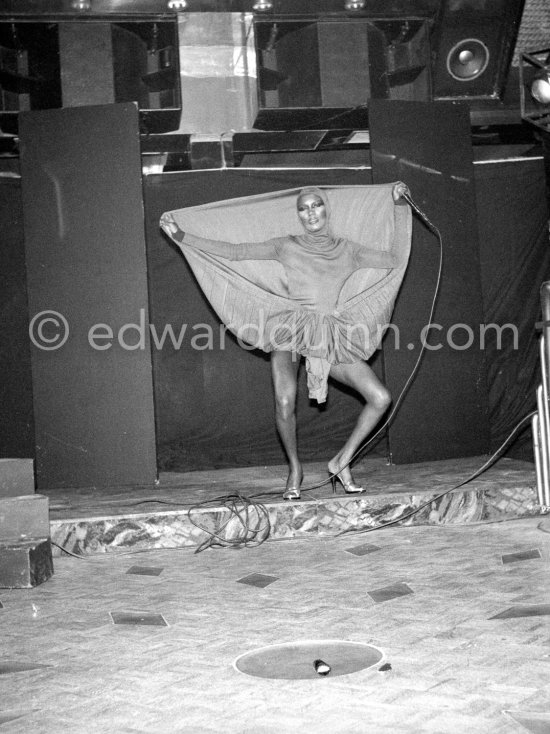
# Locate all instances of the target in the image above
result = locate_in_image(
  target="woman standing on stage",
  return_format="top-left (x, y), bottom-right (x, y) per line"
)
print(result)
top-left (161, 181), bottom-right (411, 499)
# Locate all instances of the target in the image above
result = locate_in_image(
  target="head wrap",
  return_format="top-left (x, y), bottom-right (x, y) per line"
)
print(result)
top-left (295, 187), bottom-right (334, 249)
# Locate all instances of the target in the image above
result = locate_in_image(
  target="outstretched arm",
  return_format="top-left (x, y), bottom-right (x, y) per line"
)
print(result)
top-left (160, 212), bottom-right (280, 261)
top-left (354, 182), bottom-right (411, 269)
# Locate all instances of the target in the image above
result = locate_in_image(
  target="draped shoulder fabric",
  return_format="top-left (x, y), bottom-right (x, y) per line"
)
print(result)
top-left (160, 184), bottom-right (412, 403)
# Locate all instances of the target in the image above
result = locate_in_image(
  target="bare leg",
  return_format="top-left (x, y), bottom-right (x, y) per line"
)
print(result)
top-left (271, 350), bottom-right (303, 495)
top-left (328, 361), bottom-right (391, 489)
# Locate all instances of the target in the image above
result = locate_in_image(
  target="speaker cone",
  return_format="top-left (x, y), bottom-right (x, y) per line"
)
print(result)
top-left (446, 38), bottom-right (490, 81)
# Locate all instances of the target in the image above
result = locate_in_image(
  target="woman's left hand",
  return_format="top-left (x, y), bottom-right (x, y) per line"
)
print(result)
top-left (392, 182), bottom-right (410, 202)
top-left (160, 211), bottom-right (181, 236)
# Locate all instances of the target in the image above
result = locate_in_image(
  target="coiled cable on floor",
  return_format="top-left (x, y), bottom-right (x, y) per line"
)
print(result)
top-left (53, 493), bottom-right (271, 557)
top-left (188, 492), bottom-right (271, 554)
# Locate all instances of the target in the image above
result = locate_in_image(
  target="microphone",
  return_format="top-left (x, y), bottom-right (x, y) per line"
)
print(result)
top-left (401, 192), bottom-right (438, 235)
top-left (402, 191), bottom-right (423, 217)
top-left (314, 659), bottom-right (331, 676)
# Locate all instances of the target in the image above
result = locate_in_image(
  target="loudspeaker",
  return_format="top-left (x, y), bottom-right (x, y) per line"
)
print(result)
top-left (431, 0), bottom-right (526, 100)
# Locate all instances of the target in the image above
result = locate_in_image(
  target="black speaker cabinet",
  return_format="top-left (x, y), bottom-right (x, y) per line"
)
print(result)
top-left (272, 21), bottom-right (388, 108)
top-left (0, 19), bottom-right (181, 136)
top-left (431, 0), bottom-right (525, 100)
top-left (254, 17), bottom-right (431, 130)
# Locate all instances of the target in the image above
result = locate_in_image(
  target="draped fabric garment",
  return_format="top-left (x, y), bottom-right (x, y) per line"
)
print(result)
top-left (160, 184), bottom-right (412, 403)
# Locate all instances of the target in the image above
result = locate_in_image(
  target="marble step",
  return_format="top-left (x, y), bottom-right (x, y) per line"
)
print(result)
top-left (50, 480), bottom-right (541, 556)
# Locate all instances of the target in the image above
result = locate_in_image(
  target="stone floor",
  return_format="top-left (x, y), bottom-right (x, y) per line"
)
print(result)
top-left (2, 515), bottom-right (550, 733)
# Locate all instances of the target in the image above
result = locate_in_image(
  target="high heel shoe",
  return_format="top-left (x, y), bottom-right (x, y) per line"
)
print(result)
top-left (283, 486), bottom-right (301, 501)
top-left (283, 471), bottom-right (303, 501)
top-left (327, 464), bottom-right (365, 494)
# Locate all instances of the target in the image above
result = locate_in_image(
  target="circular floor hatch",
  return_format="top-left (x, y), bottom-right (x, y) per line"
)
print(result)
top-left (233, 639), bottom-right (384, 680)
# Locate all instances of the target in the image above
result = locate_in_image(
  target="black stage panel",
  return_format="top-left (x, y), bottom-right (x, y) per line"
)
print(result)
top-left (474, 154), bottom-right (550, 458)
top-left (143, 168), bottom-right (390, 471)
top-left (0, 179), bottom-right (35, 458)
top-left (19, 103), bottom-right (157, 489)
top-left (369, 99), bottom-right (491, 463)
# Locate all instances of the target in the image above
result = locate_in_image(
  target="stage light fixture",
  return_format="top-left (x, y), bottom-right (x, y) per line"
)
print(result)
top-left (520, 48), bottom-right (550, 133)
top-left (531, 70), bottom-right (550, 105)
top-left (253, 0), bottom-right (273, 11)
